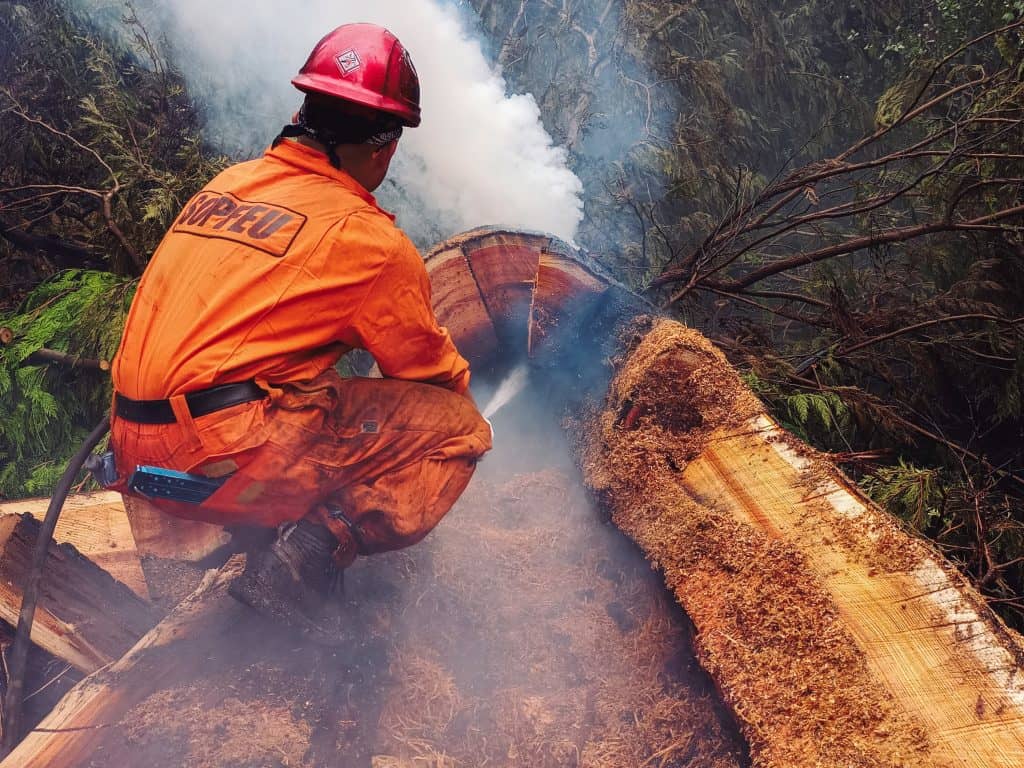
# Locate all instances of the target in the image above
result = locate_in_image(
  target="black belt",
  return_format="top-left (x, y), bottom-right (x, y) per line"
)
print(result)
top-left (115, 380), bottom-right (267, 425)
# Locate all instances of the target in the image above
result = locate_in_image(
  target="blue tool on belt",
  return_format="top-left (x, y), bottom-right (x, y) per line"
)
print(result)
top-left (128, 465), bottom-right (229, 504)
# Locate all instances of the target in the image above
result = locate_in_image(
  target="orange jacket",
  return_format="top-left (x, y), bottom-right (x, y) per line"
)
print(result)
top-left (113, 140), bottom-right (470, 399)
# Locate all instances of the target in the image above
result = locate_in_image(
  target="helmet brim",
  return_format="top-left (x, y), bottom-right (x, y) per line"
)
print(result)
top-left (292, 74), bottom-right (421, 128)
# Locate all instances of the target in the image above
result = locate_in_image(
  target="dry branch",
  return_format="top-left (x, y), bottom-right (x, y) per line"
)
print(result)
top-left (19, 349), bottom-right (110, 371)
top-left (0, 224), bottom-right (97, 269)
top-left (0, 91), bottom-right (144, 275)
top-left (650, 20), bottom-right (1024, 299)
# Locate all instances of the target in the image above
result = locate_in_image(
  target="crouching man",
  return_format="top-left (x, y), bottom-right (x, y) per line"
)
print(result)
top-left (109, 24), bottom-right (492, 638)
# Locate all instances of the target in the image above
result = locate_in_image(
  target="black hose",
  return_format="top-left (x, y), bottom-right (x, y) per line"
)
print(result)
top-left (0, 414), bottom-right (110, 756)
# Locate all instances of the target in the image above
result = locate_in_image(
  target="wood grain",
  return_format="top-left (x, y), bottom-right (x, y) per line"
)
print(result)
top-left (685, 414), bottom-right (1024, 764)
top-left (583, 318), bottom-right (1024, 766)
top-left (0, 514), bottom-right (159, 673)
top-left (0, 491), bottom-right (147, 598)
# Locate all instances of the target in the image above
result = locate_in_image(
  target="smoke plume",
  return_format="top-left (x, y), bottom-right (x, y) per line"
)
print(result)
top-left (86, 0), bottom-right (584, 245)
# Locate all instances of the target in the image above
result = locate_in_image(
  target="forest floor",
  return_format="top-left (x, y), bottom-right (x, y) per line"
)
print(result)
top-left (83, 400), bottom-right (747, 768)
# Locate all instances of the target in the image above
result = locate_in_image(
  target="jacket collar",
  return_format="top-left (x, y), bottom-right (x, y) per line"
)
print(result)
top-left (264, 140), bottom-right (396, 222)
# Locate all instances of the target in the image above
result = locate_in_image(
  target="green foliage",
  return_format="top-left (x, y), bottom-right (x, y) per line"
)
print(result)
top-left (0, 271), bottom-right (135, 498)
top-left (743, 370), bottom-right (853, 448)
top-left (0, 1), bottom-right (226, 498)
top-left (785, 391), bottom-right (850, 435)
top-left (874, 63), bottom-right (935, 127)
top-left (0, 0), bottom-right (226, 292)
top-left (861, 460), bottom-right (947, 530)
top-left (1004, 0), bottom-right (1024, 20)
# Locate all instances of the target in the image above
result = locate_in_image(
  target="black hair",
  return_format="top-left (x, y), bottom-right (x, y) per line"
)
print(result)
top-left (273, 96), bottom-right (403, 169)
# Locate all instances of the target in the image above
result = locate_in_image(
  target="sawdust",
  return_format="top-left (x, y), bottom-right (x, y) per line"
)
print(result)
top-left (370, 467), bottom-right (746, 767)
top-left (580, 317), bottom-right (936, 768)
top-left (141, 555), bottom-right (206, 610)
top-left (78, 411), bottom-right (747, 768)
top-left (120, 689), bottom-right (312, 767)
top-left (85, 604), bottom-right (392, 768)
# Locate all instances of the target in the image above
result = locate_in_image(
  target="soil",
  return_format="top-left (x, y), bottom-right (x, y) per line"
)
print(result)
top-left (85, 395), bottom-right (748, 768)
top-left (140, 555), bottom-right (206, 611)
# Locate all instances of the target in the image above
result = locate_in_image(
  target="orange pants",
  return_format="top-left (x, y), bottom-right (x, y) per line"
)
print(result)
top-left (111, 370), bottom-right (492, 557)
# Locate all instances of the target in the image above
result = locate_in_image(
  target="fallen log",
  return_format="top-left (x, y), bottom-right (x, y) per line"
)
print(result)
top-left (0, 514), bottom-right (159, 674)
top-left (0, 491), bottom-right (148, 599)
top-left (0, 564), bottom-right (241, 768)
top-left (580, 317), bottom-right (1024, 767)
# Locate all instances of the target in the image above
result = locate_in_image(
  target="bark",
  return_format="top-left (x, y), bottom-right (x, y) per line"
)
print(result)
top-left (0, 224), bottom-right (100, 271)
top-left (0, 492), bottom-right (149, 599)
top-left (19, 349), bottom-right (110, 371)
top-left (0, 514), bottom-right (159, 674)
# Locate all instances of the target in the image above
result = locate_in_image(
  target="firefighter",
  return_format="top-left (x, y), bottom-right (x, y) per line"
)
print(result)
top-left (109, 24), bottom-right (493, 638)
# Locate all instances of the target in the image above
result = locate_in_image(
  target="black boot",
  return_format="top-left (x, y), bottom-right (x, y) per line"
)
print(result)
top-left (228, 519), bottom-right (346, 643)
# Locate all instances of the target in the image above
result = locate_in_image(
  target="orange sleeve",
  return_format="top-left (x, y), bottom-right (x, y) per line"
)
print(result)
top-left (339, 214), bottom-right (471, 395)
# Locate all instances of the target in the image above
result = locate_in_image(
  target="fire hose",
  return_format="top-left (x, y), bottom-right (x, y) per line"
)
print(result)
top-left (0, 415), bottom-right (110, 756)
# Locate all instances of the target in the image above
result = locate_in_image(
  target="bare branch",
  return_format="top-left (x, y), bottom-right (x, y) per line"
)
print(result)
top-left (19, 348), bottom-right (110, 372)
top-left (839, 314), bottom-right (1024, 357)
top-left (0, 90), bottom-right (144, 274)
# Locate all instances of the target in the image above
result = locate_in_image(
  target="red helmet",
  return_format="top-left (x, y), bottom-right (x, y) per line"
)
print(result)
top-left (292, 23), bottom-right (421, 128)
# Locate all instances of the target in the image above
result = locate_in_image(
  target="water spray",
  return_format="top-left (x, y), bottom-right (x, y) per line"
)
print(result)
top-left (482, 363), bottom-right (530, 420)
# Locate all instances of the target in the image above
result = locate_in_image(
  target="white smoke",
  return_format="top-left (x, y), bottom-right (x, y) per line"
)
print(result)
top-left (87, 0), bottom-right (584, 244)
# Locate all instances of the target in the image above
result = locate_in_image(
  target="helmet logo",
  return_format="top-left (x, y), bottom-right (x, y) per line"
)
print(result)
top-left (335, 49), bottom-right (362, 75)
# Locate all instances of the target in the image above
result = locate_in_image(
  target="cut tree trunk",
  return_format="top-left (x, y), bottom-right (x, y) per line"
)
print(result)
top-left (0, 563), bottom-right (243, 768)
top-left (427, 229), bottom-right (1024, 765)
top-left (0, 514), bottom-right (160, 674)
top-left (0, 491), bottom-right (148, 599)
top-left (580, 318), bottom-right (1024, 768)
top-left (424, 227), bottom-right (645, 376)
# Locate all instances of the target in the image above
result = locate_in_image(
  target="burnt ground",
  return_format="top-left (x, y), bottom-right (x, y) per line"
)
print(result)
top-left (87, 392), bottom-right (747, 768)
